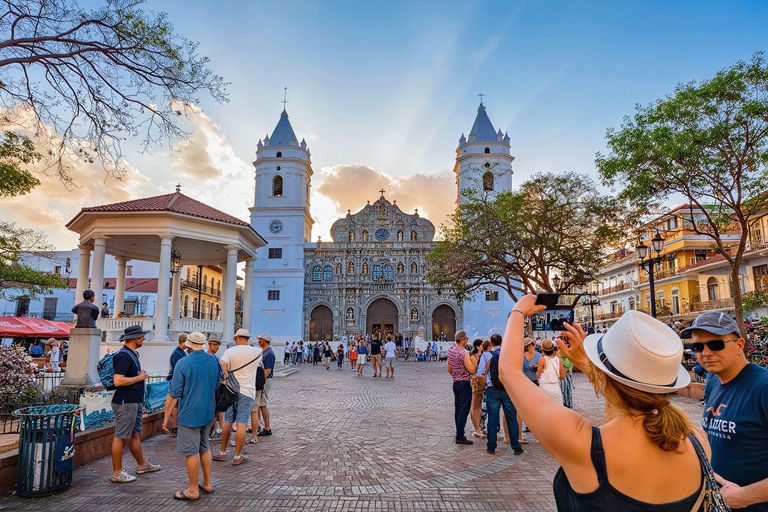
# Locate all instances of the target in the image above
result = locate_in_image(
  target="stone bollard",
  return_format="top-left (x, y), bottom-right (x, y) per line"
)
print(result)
top-left (59, 327), bottom-right (103, 392)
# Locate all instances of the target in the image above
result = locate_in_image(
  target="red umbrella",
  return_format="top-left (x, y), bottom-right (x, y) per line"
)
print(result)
top-left (0, 316), bottom-right (73, 337)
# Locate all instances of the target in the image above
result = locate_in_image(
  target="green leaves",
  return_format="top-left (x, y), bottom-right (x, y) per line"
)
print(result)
top-left (0, 131), bottom-right (41, 197)
top-left (0, 222), bottom-right (67, 300)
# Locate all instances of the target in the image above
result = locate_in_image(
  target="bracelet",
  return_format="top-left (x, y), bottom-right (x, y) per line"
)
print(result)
top-left (511, 309), bottom-right (529, 322)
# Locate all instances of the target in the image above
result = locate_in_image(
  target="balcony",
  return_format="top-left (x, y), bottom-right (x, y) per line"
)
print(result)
top-left (598, 282), bottom-right (632, 296)
top-left (595, 309), bottom-right (625, 321)
top-left (689, 297), bottom-right (735, 312)
top-left (638, 267), bottom-right (678, 284)
top-left (19, 312), bottom-right (75, 322)
top-left (181, 279), bottom-right (222, 298)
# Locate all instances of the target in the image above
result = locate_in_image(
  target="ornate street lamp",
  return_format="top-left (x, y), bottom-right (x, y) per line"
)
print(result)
top-left (637, 232), bottom-right (665, 318)
top-left (581, 291), bottom-right (601, 330)
top-left (552, 274), bottom-right (561, 291)
top-left (171, 250), bottom-right (182, 274)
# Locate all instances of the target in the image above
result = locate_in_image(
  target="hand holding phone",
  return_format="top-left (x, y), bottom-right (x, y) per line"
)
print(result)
top-left (535, 292), bottom-right (560, 309)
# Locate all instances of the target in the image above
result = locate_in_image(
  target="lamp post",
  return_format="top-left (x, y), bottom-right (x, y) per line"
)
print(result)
top-left (637, 231), bottom-right (665, 318)
top-left (581, 291), bottom-right (601, 329)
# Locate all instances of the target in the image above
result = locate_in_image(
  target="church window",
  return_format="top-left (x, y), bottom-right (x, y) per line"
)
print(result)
top-left (484, 162), bottom-right (491, 168)
top-left (411, 262), bottom-right (418, 274)
top-left (311, 266), bottom-right (322, 282)
top-left (276, 151), bottom-right (282, 158)
top-left (397, 262), bottom-right (404, 274)
top-left (349, 231), bottom-right (355, 242)
top-left (336, 263), bottom-right (342, 274)
top-left (362, 230), bottom-right (369, 242)
top-left (323, 266), bottom-right (333, 282)
top-left (485, 290), bottom-right (499, 301)
top-left (484, 147), bottom-right (490, 154)
top-left (272, 175), bottom-right (283, 197)
top-left (348, 261), bottom-right (355, 274)
top-left (268, 290), bottom-right (280, 301)
top-left (276, 166), bottom-right (281, 171)
top-left (384, 264), bottom-right (394, 281)
top-left (374, 264), bottom-right (394, 282)
top-left (411, 308), bottom-right (419, 320)
top-left (483, 172), bottom-right (494, 192)
top-left (397, 230), bottom-right (403, 241)
top-left (411, 230), bottom-right (418, 242)
top-left (268, 248), bottom-right (282, 259)
top-left (362, 262), bottom-right (368, 275)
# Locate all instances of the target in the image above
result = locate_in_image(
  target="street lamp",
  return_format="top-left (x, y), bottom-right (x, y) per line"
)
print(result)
top-left (552, 274), bottom-right (561, 291)
top-left (170, 250), bottom-right (182, 274)
top-left (637, 232), bottom-right (665, 318)
top-left (581, 291), bottom-right (601, 330)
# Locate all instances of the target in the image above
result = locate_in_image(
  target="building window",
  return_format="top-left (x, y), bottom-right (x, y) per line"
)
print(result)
top-left (54, 265), bottom-right (62, 274)
top-left (373, 264), bottom-right (394, 282)
top-left (348, 261), bottom-right (355, 274)
top-left (755, 264), bottom-right (768, 290)
top-left (203, 275), bottom-right (208, 288)
top-left (267, 290), bottom-right (280, 301)
top-left (707, 277), bottom-right (719, 301)
top-left (483, 172), bottom-right (494, 192)
top-left (276, 151), bottom-right (282, 158)
top-left (485, 290), bottom-right (499, 301)
top-left (323, 266), bottom-right (333, 282)
top-left (126, 265), bottom-right (133, 276)
top-left (397, 230), bottom-right (403, 242)
top-left (671, 289), bottom-right (680, 315)
top-left (311, 266), bottom-right (322, 282)
top-left (349, 231), bottom-right (355, 242)
top-left (410, 230), bottom-right (417, 242)
top-left (273, 175), bottom-right (283, 197)
top-left (268, 248), bottom-right (283, 259)
top-left (361, 262), bottom-right (368, 275)
top-left (336, 263), bottom-right (342, 274)
top-left (362, 230), bottom-right (369, 242)
top-left (15, 297), bottom-right (30, 316)
top-left (411, 262), bottom-right (418, 274)
top-left (484, 147), bottom-right (490, 154)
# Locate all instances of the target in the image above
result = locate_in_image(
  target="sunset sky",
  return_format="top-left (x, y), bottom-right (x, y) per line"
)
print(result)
top-left (2, 1), bottom-right (766, 249)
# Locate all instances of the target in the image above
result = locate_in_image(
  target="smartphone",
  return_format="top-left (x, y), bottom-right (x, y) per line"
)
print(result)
top-left (535, 293), bottom-right (560, 309)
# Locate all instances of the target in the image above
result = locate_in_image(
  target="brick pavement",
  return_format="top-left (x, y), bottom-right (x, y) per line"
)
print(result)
top-left (0, 361), bottom-right (704, 511)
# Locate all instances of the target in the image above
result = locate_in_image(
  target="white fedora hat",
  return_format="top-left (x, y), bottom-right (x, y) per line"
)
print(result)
top-left (584, 310), bottom-right (690, 394)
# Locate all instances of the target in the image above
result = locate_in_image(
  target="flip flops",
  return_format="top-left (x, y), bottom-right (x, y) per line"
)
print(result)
top-left (198, 484), bottom-right (215, 494)
top-left (174, 490), bottom-right (199, 501)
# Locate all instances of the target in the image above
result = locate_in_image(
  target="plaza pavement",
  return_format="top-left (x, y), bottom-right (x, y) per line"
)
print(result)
top-left (0, 361), bottom-right (704, 511)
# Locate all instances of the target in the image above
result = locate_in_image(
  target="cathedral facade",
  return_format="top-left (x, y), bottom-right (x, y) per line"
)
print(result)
top-left (248, 103), bottom-right (516, 345)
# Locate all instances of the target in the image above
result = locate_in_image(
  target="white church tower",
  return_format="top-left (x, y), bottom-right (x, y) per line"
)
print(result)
top-left (454, 101), bottom-right (517, 337)
top-left (249, 109), bottom-right (313, 346)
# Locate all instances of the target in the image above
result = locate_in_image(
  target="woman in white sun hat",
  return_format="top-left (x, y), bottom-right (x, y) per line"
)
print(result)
top-left (500, 294), bottom-right (710, 511)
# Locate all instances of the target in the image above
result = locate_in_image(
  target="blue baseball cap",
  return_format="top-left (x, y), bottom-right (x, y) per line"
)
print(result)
top-left (679, 312), bottom-right (740, 339)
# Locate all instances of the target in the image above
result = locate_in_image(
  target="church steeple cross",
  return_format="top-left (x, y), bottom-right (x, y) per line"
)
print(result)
top-left (379, 188), bottom-right (386, 196)
top-left (478, 92), bottom-right (485, 105)
top-left (282, 87), bottom-right (289, 110)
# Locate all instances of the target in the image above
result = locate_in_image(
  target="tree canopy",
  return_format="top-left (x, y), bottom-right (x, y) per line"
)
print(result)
top-left (0, 221), bottom-right (67, 300)
top-left (596, 52), bottom-right (768, 335)
top-left (0, 0), bottom-right (228, 184)
top-left (426, 170), bottom-right (631, 301)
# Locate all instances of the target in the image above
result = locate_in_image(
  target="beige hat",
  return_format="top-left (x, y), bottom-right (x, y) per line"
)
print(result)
top-left (207, 334), bottom-right (220, 343)
top-left (234, 328), bottom-right (251, 339)
top-left (541, 339), bottom-right (555, 352)
top-left (186, 331), bottom-right (206, 349)
top-left (257, 333), bottom-right (272, 343)
top-left (523, 337), bottom-right (535, 348)
top-left (583, 310), bottom-right (690, 394)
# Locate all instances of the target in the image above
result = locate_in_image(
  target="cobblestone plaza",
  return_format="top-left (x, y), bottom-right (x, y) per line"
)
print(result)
top-left (1, 363), bottom-right (704, 511)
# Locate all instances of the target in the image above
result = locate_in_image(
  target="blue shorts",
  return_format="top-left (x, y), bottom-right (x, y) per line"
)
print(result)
top-left (224, 393), bottom-right (254, 424)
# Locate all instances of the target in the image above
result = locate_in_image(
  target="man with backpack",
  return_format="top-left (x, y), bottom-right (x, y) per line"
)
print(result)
top-left (251, 333), bottom-right (275, 438)
top-left (214, 329), bottom-right (262, 465)
top-left (485, 333), bottom-right (523, 456)
top-left (110, 325), bottom-right (161, 482)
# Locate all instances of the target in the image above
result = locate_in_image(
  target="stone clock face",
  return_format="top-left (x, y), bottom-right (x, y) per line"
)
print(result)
top-left (375, 228), bottom-right (389, 242)
top-left (269, 219), bottom-right (283, 234)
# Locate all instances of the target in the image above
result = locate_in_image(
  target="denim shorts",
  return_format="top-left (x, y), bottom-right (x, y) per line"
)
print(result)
top-left (176, 419), bottom-right (214, 456)
top-left (224, 393), bottom-right (254, 424)
top-left (112, 402), bottom-right (142, 440)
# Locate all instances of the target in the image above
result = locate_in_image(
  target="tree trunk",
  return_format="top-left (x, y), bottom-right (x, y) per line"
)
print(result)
top-left (731, 264), bottom-right (748, 341)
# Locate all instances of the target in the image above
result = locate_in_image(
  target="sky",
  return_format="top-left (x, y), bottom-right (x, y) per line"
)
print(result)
top-left (2, 0), bottom-right (767, 250)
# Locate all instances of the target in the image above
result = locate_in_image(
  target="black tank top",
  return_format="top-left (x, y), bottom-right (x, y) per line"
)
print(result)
top-left (553, 426), bottom-right (703, 511)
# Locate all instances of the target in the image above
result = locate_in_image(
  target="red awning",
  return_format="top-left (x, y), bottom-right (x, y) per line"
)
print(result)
top-left (0, 317), bottom-right (73, 337)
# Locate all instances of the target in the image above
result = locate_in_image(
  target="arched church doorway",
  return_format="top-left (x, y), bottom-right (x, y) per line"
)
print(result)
top-left (309, 305), bottom-right (334, 341)
top-left (432, 305), bottom-right (456, 341)
top-left (366, 298), bottom-right (398, 340)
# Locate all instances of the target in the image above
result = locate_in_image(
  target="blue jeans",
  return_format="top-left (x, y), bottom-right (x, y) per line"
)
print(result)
top-left (452, 380), bottom-right (472, 441)
top-left (485, 386), bottom-right (522, 452)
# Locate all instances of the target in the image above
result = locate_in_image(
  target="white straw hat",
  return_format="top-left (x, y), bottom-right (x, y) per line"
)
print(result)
top-left (583, 310), bottom-right (690, 394)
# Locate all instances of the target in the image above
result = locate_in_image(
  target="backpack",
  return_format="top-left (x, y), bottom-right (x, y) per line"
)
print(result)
top-left (489, 350), bottom-right (504, 391)
top-left (216, 354), bottom-right (262, 412)
top-left (97, 352), bottom-right (117, 390)
top-left (255, 364), bottom-right (266, 391)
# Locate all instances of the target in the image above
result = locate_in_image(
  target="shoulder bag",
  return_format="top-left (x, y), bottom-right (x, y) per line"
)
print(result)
top-left (688, 433), bottom-right (731, 512)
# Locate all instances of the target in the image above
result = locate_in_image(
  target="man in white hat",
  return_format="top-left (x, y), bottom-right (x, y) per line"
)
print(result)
top-left (162, 332), bottom-right (221, 501)
top-left (251, 333), bottom-right (275, 437)
top-left (681, 312), bottom-right (768, 511)
top-left (214, 329), bottom-right (262, 465)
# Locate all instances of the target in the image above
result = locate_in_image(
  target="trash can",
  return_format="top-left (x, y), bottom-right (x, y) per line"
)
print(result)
top-left (13, 404), bottom-right (85, 497)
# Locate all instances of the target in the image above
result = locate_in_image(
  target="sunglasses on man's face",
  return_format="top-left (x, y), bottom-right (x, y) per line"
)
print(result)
top-left (690, 338), bottom-right (738, 353)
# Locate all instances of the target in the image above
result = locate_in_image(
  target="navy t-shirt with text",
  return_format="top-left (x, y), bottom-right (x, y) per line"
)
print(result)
top-left (703, 363), bottom-right (768, 511)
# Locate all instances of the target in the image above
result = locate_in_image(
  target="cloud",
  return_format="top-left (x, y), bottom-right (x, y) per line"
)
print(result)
top-left (313, 163), bottom-right (455, 240)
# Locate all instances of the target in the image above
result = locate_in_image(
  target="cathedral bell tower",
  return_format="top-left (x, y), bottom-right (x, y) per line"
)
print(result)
top-left (249, 108), bottom-right (313, 344)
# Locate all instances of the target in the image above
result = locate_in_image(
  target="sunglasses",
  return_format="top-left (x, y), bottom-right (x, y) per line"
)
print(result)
top-left (690, 339), bottom-right (738, 353)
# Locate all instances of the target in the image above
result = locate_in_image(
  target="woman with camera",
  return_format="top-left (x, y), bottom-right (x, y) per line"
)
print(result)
top-left (500, 294), bottom-right (709, 511)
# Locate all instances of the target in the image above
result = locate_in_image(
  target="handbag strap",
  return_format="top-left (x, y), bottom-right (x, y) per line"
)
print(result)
top-left (229, 354), bottom-right (262, 374)
top-left (688, 433), bottom-right (731, 512)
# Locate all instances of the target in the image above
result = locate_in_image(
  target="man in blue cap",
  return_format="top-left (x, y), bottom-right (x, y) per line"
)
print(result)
top-left (681, 312), bottom-right (768, 511)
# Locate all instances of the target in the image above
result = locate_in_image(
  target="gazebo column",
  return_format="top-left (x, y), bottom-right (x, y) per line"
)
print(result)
top-left (113, 257), bottom-right (129, 317)
top-left (74, 245), bottom-right (91, 312)
top-left (221, 245), bottom-right (239, 343)
top-left (153, 236), bottom-right (173, 342)
top-left (90, 237), bottom-right (108, 308)
top-left (242, 258), bottom-right (255, 334)
top-left (170, 266), bottom-right (182, 320)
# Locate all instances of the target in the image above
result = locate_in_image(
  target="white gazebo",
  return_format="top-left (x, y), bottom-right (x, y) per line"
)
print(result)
top-left (66, 188), bottom-right (267, 373)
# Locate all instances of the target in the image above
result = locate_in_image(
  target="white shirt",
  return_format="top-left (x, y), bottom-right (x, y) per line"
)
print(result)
top-left (384, 341), bottom-right (396, 358)
top-left (220, 344), bottom-right (263, 400)
top-left (48, 346), bottom-right (61, 363)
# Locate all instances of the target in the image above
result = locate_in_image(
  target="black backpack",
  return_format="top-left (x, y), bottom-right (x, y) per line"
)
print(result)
top-left (255, 364), bottom-right (266, 391)
top-left (489, 351), bottom-right (504, 391)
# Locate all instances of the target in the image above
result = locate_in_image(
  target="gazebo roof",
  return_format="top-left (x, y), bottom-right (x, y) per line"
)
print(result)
top-left (80, 191), bottom-right (249, 227)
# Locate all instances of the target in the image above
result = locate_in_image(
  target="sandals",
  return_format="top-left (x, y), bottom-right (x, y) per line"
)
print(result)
top-left (244, 437), bottom-right (258, 444)
top-left (174, 490), bottom-right (199, 501)
top-left (110, 471), bottom-right (136, 483)
top-left (232, 454), bottom-right (249, 466)
top-left (472, 432), bottom-right (487, 440)
top-left (212, 451), bottom-right (227, 462)
top-left (199, 484), bottom-right (215, 494)
top-left (136, 462), bottom-right (160, 474)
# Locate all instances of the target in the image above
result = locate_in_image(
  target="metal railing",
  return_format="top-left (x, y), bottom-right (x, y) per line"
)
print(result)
top-left (598, 282), bottom-right (631, 296)
top-left (689, 297), bottom-right (735, 312)
top-left (180, 280), bottom-right (222, 297)
top-left (21, 312), bottom-right (75, 322)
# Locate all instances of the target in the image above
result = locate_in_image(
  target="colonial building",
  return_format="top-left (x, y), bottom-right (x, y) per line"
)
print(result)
top-left (249, 103), bottom-right (517, 344)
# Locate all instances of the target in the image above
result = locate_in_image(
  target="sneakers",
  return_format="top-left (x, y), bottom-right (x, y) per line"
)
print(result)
top-left (514, 448), bottom-right (524, 455)
top-left (136, 462), bottom-right (161, 474)
top-left (256, 429), bottom-right (272, 437)
top-left (110, 471), bottom-right (136, 483)
top-left (212, 451), bottom-right (227, 461)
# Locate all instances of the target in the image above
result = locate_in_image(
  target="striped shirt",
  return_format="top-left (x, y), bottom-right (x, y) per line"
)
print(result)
top-left (448, 345), bottom-right (470, 382)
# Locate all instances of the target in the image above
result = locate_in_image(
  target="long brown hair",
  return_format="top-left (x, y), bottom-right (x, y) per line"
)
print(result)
top-left (587, 364), bottom-right (694, 452)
